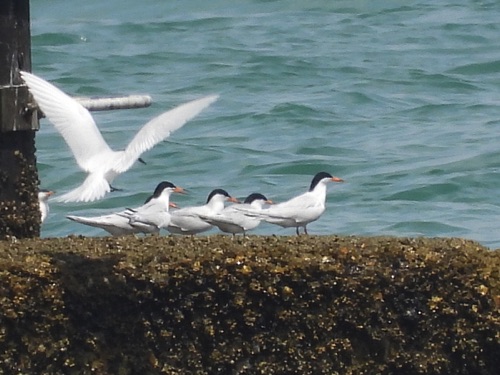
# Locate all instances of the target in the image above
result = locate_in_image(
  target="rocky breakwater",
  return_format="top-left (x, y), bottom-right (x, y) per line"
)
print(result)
top-left (0, 235), bottom-right (498, 374)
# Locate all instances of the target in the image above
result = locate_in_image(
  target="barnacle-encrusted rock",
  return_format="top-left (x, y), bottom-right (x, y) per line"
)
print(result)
top-left (0, 133), bottom-right (40, 239)
top-left (0, 235), bottom-right (498, 374)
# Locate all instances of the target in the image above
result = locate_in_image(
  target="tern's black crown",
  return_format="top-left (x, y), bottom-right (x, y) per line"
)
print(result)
top-left (309, 172), bottom-right (333, 191)
top-left (206, 189), bottom-right (230, 203)
top-left (144, 181), bottom-right (177, 203)
top-left (244, 193), bottom-right (268, 204)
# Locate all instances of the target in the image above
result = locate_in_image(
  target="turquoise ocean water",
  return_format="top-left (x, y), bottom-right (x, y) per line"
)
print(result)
top-left (32, 0), bottom-right (500, 248)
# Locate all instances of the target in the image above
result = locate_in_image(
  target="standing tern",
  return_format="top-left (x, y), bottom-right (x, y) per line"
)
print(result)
top-left (20, 71), bottom-right (218, 203)
top-left (200, 193), bottom-right (272, 237)
top-left (66, 181), bottom-right (184, 235)
top-left (237, 172), bottom-right (344, 235)
top-left (38, 189), bottom-right (54, 223)
top-left (127, 182), bottom-right (184, 232)
top-left (167, 189), bottom-right (239, 236)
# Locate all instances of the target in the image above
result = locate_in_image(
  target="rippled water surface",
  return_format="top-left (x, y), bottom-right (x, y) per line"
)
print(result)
top-left (31, 0), bottom-right (500, 248)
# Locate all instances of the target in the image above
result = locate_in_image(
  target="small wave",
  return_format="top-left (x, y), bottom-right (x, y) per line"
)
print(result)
top-left (448, 60), bottom-right (500, 75)
top-left (33, 33), bottom-right (83, 46)
top-left (269, 102), bottom-right (320, 117)
top-left (409, 70), bottom-right (481, 91)
top-left (382, 182), bottom-right (461, 202)
top-left (385, 221), bottom-right (465, 236)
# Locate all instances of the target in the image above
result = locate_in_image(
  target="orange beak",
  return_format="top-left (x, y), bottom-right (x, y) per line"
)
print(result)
top-left (331, 177), bottom-right (344, 183)
top-left (174, 186), bottom-right (186, 194)
top-left (265, 199), bottom-right (273, 204)
top-left (227, 196), bottom-right (240, 203)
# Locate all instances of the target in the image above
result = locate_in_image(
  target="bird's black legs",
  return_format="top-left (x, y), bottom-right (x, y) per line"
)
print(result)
top-left (295, 226), bottom-right (309, 235)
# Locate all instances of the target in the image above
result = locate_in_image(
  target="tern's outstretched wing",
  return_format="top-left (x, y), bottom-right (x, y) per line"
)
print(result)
top-left (114, 94), bottom-right (219, 173)
top-left (21, 71), bottom-right (113, 171)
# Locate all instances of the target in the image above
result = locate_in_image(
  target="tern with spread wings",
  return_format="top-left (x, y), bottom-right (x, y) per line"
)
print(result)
top-left (21, 71), bottom-right (218, 203)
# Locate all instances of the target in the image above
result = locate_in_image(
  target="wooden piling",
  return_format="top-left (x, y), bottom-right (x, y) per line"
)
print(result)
top-left (0, 0), bottom-right (40, 239)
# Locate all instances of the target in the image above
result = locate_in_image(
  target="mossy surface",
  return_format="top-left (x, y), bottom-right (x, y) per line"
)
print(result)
top-left (0, 235), bottom-right (498, 374)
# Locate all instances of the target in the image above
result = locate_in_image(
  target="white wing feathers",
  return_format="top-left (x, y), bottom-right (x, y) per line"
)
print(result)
top-left (55, 172), bottom-right (111, 203)
top-left (21, 70), bottom-right (219, 203)
top-left (201, 212), bottom-right (243, 227)
top-left (66, 208), bottom-right (149, 236)
top-left (128, 203), bottom-right (171, 229)
top-left (20, 71), bottom-right (112, 171)
top-left (237, 203), bottom-right (310, 223)
top-left (115, 94), bottom-right (219, 173)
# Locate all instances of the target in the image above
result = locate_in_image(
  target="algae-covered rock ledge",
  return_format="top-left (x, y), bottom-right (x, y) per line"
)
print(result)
top-left (0, 235), bottom-right (499, 374)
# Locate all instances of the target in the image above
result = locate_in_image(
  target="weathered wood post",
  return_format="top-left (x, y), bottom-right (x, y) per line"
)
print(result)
top-left (0, 0), bottom-right (40, 239)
